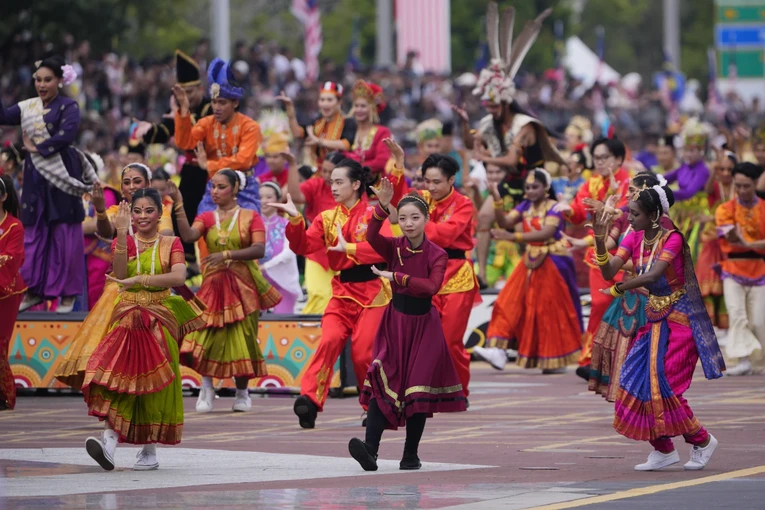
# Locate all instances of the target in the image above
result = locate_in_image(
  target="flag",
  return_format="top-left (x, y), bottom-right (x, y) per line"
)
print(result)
top-left (553, 20), bottom-right (564, 70)
top-left (706, 47), bottom-right (724, 118)
top-left (346, 15), bottom-right (361, 71)
top-left (395, 0), bottom-right (451, 73)
top-left (291, 0), bottom-right (323, 82)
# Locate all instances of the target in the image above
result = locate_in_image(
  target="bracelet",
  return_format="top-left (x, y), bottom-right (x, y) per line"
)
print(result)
top-left (514, 232), bottom-right (523, 242)
top-left (593, 234), bottom-right (607, 239)
top-left (96, 210), bottom-right (108, 220)
top-left (116, 227), bottom-right (128, 234)
top-left (113, 246), bottom-right (127, 254)
top-left (493, 200), bottom-right (504, 210)
top-left (223, 250), bottom-right (232, 261)
top-left (142, 274), bottom-right (151, 287)
top-left (173, 202), bottom-right (184, 211)
top-left (610, 284), bottom-right (625, 297)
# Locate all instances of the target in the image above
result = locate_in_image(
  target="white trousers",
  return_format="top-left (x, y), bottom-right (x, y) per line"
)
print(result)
top-left (722, 278), bottom-right (765, 360)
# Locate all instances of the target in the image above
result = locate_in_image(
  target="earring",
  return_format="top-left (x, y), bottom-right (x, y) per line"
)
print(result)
top-left (58, 83), bottom-right (63, 89)
top-left (652, 213), bottom-right (660, 229)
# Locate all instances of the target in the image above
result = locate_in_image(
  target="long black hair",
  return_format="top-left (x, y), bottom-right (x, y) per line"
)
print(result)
top-left (336, 159), bottom-right (371, 198)
top-left (131, 188), bottom-right (164, 212)
top-left (635, 185), bottom-right (675, 217)
top-left (0, 174), bottom-right (20, 218)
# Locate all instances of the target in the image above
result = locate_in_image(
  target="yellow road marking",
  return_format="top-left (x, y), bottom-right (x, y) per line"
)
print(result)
top-left (529, 465), bottom-right (765, 509)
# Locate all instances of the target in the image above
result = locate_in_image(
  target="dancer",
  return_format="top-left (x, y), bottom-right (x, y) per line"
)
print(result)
top-left (55, 164), bottom-right (173, 389)
top-left (285, 151), bottom-right (346, 314)
top-left (345, 80), bottom-right (391, 182)
top-left (171, 170), bottom-right (281, 412)
top-left (83, 189), bottom-right (204, 471)
top-left (587, 172), bottom-right (673, 401)
top-left (651, 134), bottom-right (679, 175)
top-left (259, 181), bottom-right (303, 314)
top-left (271, 160), bottom-right (390, 429)
top-left (716, 162), bottom-right (765, 376)
top-left (82, 180), bottom-right (120, 308)
top-left (473, 169), bottom-right (582, 371)
top-left (556, 138), bottom-right (631, 379)
top-left (593, 183), bottom-right (724, 471)
top-left (279, 82), bottom-right (356, 166)
top-left (0, 175), bottom-right (25, 410)
top-left (0, 55), bottom-right (100, 313)
top-left (348, 180), bottom-right (467, 472)
top-left (173, 58), bottom-right (263, 214)
top-left (386, 141), bottom-right (478, 397)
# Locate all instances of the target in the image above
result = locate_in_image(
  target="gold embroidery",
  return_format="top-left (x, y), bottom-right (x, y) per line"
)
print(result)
top-left (647, 289), bottom-right (686, 313)
top-left (320, 207), bottom-right (349, 246)
top-left (648, 322), bottom-right (665, 437)
top-left (315, 364), bottom-right (331, 403)
top-left (368, 360), bottom-right (463, 410)
top-left (438, 260), bottom-right (476, 294)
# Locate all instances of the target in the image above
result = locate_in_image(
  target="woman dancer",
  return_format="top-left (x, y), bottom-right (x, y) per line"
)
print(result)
top-left (473, 169), bottom-right (582, 371)
top-left (0, 175), bottom-right (25, 410)
top-left (0, 55), bottom-right (99, 313)
top-left (259, 181), bottom-right (303, 314)
top-left (82, 182), bottom-right (120, 308)
top-left (172, 170), bottom-right (280, 413)
top-left (349, 179), bottom-right (466, 471)
top-left (345, 80), bottom-right (391, 182)
top-left (55, 164), bottom-right (173, 388)
top-left (83, 189), bottom-right (204, 471)
top-left (593, 184), bottom-right (724, 471)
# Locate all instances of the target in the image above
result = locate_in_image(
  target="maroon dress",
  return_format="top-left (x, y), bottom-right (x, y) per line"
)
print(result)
top-left (360, 203), bottom-right (467, 429)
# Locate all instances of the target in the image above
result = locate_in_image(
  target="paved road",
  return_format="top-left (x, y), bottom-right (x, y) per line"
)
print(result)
top-left (1, 364), bottom-right (763, 509)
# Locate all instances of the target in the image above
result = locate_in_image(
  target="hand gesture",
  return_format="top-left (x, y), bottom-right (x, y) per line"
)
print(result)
top-left (275, 90), bottom-right (295, 116)
top-left (305, 127), bottom-right (320, 147)
top-left (92, 181), bottom-right (106, 213)
top-left (194, 142), bottom-right (208, 170)
top-left (22, 133), bottom-right (38, 154)
top-left (490, 228), bottom-right (514, 241)
top-left (450, 103), bottom-right (469, 123)
top-left (488, 181), bottom-right (501, 201)
top-left (553, 201), bottom-right (572, 214)
top-left (371, 265), bottom-right (394, 281)
top-left (171, 84), bottom-right (190, 114)
top-left (583, 197), bottom-right (604, 214)
top-left (106, 274), bottom-right (140, 288)
top-left (133, 120), bottom-right (153, 139)
top-left (563, 233), bottom-right (591, 250)
top-left (328, 223), bottom-right (348, 252)
top-left (269, 193), bottom-right (299, 217)
top-left (383, 138), bottom-right (405, 168)
top-left (598, 287), bottom-right (613, 296)
top-left (166, 181), bottom-right (182, 203)
top-left (592, 200), bottom-right (614, 238)
top-left (113, 200), bottom-right (131, 231)
top-left (165, 95), bottom-right (179, 118)
top-left (280, 151), bottom-right (297, 167)
top-left (202, 251), bottom-right (226, 267)
top-left (369, 177), bottom-right (394, 208)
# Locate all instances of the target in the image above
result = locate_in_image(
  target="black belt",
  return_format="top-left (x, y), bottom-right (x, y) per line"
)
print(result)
top-left (339, 264), bottom-right (386, 283)
top-left (444, 248), bottom-right (466, 260)
top-left (392, 293), bottom-right (432, 315)
top-left (728, 251), bottom-right (765, 260)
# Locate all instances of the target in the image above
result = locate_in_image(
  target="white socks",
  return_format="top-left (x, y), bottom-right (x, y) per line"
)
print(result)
top-left (202, 376), bottom-right (214, 389)
top-left (235, 388), bottom-right (248, 399)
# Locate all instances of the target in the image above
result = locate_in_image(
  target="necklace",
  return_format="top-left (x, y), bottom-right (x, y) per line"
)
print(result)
top-left (215, 206), bottom-right (240, 246)
top-left (638, 232), bottom-right (661, 275)
top-left (136, 233), bottom-right (160, 244)
top-left (643, 228), bottom-right (662, 246)
top-left (135, 234), bottom-right (160, 277)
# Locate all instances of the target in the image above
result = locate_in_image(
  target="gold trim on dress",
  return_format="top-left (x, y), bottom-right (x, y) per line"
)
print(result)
top-left (120, 289), bottom-right (171, 305)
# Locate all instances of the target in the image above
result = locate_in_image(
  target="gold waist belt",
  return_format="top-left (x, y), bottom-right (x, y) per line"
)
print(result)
top-left (647, 288), bottom-right (686, 312)
top-left (120, 289), bottom-right (171, 305)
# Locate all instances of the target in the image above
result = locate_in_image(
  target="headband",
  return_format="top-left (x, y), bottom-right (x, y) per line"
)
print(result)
top-left (651, 185), bottom-right (670, 214)
top-left (399, 194), bottom-right (430, 216)
top-left (526, 168), bottom-right (552, 190)
top-left (122, 163), bottom-right (152, 181)
top-left (261, 180), bottom-right (281, 199)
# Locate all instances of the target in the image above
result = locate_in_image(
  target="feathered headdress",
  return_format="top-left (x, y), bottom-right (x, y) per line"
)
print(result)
top-left (414, 119), bottom-right (443, 144)
top-left (207, 58), bottom-right (243, 101)
top-left (473, 2), bottom-right (552, 105)
top-left (681, 117), bottom-right (712, 148)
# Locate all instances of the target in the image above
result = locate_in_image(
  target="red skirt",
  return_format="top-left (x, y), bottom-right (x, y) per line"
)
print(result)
top-left (360, 301), bottom-right (467, 429)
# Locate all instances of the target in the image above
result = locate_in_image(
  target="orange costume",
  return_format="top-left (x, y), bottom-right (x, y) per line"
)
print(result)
top-left (299, 111), bottom-right (356, 167)
top-left (286, 198), bottom-right (391, 412)
top-left (566, 168), bottom-right (631, 367)
top-left (174, 112), bottom-right (262, 176)
top-left (0, 212), bottom-right (26, 410)
top-left (390, 169), bottom-right (480, 396)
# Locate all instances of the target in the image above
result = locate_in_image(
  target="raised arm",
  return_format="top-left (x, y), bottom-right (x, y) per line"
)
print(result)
top-left (283, 151), bottom-right (307, 204)
top-left (364, 179), bottom-right (396, 260)
top-left (0, 101), bottom-right (21, 126)
top-left (276, 92), bottom-right (305, 139)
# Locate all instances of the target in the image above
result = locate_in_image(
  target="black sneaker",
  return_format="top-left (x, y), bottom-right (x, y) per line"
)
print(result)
top-left (575, 365), bottom-right (590, 381)
top-left (399, 450), bottom-right (421, 470)
top-left (293, 395), bottom-right (318, 429)
top-left (348, 438), bottom-right (378, 471)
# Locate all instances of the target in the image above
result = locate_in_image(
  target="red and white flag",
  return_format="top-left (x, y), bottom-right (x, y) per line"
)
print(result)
top-left (395, 0), bottom-right (451, 74)
top-left (291, 0), bottom-right (323, 82)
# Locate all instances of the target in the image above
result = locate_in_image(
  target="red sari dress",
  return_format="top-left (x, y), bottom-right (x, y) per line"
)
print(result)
top-left (82, 236), bottom-right (205, 444)
top-left (345, 125), bottom-right (392, 185)
top-left (486, 199), bottom-right (583, 368)
top-left (0, 213), bottom-right (26, 410)
top-left (181, 209), bottom-right (280, 379)
top-left (360, 204), bottom-right (466, 428)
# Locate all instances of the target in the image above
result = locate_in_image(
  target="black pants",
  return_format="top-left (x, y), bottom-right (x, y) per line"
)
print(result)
top-left (364, 399), bottom-right (426, 455)
top-left (177, 164), bottom-right (208, 259)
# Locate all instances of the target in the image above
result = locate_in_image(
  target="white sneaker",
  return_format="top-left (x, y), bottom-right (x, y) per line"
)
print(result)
top-left (133, 444), bottom-right (159, 471)
top-left (56, 296), bottom-right (76, 314)
top-left (85, 429), bottom-right (118, 471)
top-left (232, 393), bottom-right (252, 412)
top-left (726, 359), bottom-right (752, 376)
top-left (196, 387), bottom-right (214, 413)
top-left (684, 434), bottom-right (718, 471)
top-left (634, 449), bottom-right (680, 471)
top-left (18, 294), bottom-right (43, 312)
top-left (473, 346), bottom-right (507, 370)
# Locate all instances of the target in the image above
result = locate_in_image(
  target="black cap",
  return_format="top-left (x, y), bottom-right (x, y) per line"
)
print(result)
top-left (657, 134), bottom-right (677, 150)
top-left (175, 49), bottom-right (201, 87)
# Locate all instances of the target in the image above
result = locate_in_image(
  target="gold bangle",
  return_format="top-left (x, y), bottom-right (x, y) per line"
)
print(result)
top-left (224, 250), bottom-right (232, 261)
top-left (493, 200), bottom-right (504, 210)
top-left (116, 227), bottom-right (128, 234)
top-left (514, 232), bottom-right (523, 242)
top-left (96, 210), bottom-right (108, 220)
top-left (113, 247), bottom-right (127, 254)
top-left (593, 234), bottom-right (607, 239)
top-left (610, 284), bottom-right (625, 297)
top-left (142, 274), bottom-right (151, 287)
top-left (173, 202), bottom-right (184, 210)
